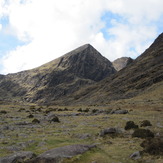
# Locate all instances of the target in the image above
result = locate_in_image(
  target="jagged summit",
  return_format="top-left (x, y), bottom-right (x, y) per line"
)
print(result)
top-left (38, 43), bottom-right (116, 81)
top-left (0, 44), bottom-right (116, 103)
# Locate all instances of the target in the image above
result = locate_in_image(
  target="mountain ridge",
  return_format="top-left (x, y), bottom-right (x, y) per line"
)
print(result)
top-left (0, 33), bottom-right (162, 105)
top-left (112, 57), bottom-right (134, 71)
top-left (67, 33), bottom-right (163, 105)
top-left (0, 44), bottom-right (116, 104)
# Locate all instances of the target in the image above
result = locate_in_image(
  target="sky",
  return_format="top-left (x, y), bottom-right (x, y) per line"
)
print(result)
top-left (0, 0), bottom-right (162, 74)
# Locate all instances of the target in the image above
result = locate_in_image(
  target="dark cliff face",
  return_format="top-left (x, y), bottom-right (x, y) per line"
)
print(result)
top-left (32, 44), bottom-right (116, 103)
top-left (70, 33), bottom-right (163, 105)
top-left (48, 44), bottom-right (116, 84)
top-left (112, 57), bottom-right (134, 71)
top-left (68, 44), bottom-right (116, 81)
top-left (0, 44), bottom-right (116, 104)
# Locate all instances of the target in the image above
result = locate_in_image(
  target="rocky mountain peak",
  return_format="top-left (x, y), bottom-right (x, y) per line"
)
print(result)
top-left (48, 44), bottom-right (116, 82)
top-left (112, 57), bottom-right (133, 71)
top-left (0, 44), bottom-right (116, 103)
top-left (71, 33), bottom-right (163, 105)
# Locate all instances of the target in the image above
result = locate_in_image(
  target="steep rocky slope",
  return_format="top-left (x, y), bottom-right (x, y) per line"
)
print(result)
top-left (71, 33), bottom-right (163, 105)
top-left (112, 57), bottom-right (133, 71)
top-left (0, 44), bottom-right (116, 103)
top-left (0, 33), bottom-right (162, 106)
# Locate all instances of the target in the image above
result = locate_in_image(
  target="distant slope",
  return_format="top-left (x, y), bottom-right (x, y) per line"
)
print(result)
top-left (70, 33), bottom-right (163, 105)
top-left (0, 44), bottom-right (116, 104)
top-left (112, 57), bottom-right (133, 71)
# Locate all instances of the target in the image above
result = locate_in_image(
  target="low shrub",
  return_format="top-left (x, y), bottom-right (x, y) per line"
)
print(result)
top-left (140, 120), bottom-right (152, 127)
top-left (132, 129), bottom-right (154, 138)
top-left (125, 121), bottom-right (138, 130)
top-left (140, 138), bottom-right (163, 155)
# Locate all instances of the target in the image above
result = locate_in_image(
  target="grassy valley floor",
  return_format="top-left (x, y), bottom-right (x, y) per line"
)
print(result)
top-left (0, 103), bottom-right (163, 163)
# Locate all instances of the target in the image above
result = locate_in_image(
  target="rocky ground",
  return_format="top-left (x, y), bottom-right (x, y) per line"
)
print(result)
top-left (0, 103), bottom-right (163, 163)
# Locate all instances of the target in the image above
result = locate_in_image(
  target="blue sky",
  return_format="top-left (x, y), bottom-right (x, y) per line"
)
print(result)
top-left (0, 16), bottom-right (27, 70)
top-left (0, 0), bottom-right (163, 74)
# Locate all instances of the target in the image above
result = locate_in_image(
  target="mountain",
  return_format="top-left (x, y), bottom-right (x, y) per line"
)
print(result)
top-left (0, 33), bottom-right (162, 106)
top-left (112, 57), bottom-right (133, 71)
top-left (0, 44), bottom-right (116, 104)
top-left (70, 33), bottom-right (163, 105)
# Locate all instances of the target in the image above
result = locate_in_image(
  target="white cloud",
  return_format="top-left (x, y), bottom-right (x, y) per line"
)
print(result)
top-left (0, 0), bottom-right (163, 74)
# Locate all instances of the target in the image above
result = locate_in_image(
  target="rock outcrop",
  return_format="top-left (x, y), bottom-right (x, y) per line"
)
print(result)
top-left (112, 57), bottom-right (133, 71)
top-left (27, 144), bottom-right (96, 163)
top-left (0, 151), bottom-right (36, 163)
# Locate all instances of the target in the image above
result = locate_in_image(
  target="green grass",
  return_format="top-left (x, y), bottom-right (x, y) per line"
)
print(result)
top-left (0, 104), bottom-right (163, 162)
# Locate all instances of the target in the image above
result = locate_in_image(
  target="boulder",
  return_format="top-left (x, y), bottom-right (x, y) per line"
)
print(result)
top-left (32, 118), bottom-right (40, 124)
top-left (100, 128), bottom-right (117, 137)
top-left (110, 109), bottom-right (128, 114)
top-left (73, 133), bottom-right (91, 139)
top-left (28, 144), bottom-right (96, 163)
top-left (46, 113), bottom-right (60, 123)
top-left (130, 151), bottom-right (141, 160)
top-left (27, 114), bottom-right (34, 118)
top-left (0, 151), bottom-right (36, 163)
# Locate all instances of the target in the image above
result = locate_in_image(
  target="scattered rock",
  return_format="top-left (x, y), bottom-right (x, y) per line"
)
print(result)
top-left (15, 121), bottom-right (30, 125)
top-left (92, 109), bottom-right (98, 113)
top-left (156, 122), bottom-right (163, 128)
top-left (132, 129), bottom-right (154, 138)
top-left (18, 108), bottom-right (25, 112)
top-left (57, 108), bottom-right (63, 111)
top-left (28, 144), bottom-right (96, 163)
top-left (19, 133), bottom-right (28, 138)
top-left (2, 125), bottom-right (10, 130)
top-left (63, 108), bottom-right (68, 111)
top-left (36, 108), bottom-right (42, 112)
top-left (38, 141), bottom-right (47, 147)
top-left (104, 141), bottom-right (113, 145)
top-left (83, 108), bottom-right (90, 112)
top-left (27, 114), bottom-right (34, 118)
top-left (32, 118), bottom-right (40, 124)
top-left (17, 140), bottom-right (36, 149)
top-left (45, 108), bottom-right (57, 114)
top-left (50, 117), bottom-right (60, 123)
top-left (73, 133), bottom-right (91, 139)
top-left (140, 138), bottom-right (163, 155)
top-left (0, 151), bottom-right (36, 163)
top-left (110, 109), bottom-right (128, 114)
top-left (99, 128), bottom-right (117, 137)
top-left (0, 133), bottom-right (5, 139)
top-left (6, 145), bottom-right (22, 152)
top-left (2, 141), bottom-right (9, 145)
top-left (130, 151), bottom-right (141, 160)
top-left (77, 108), bottom-right (82, 112)
top-left (125, 121), bottom-right (138, 130)
top-left (140, 120), bottom-right (152, 127)
top-left (46, 113), bottom-right (60, 123)
top-left (0, 110), bottom-right (7, 114)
